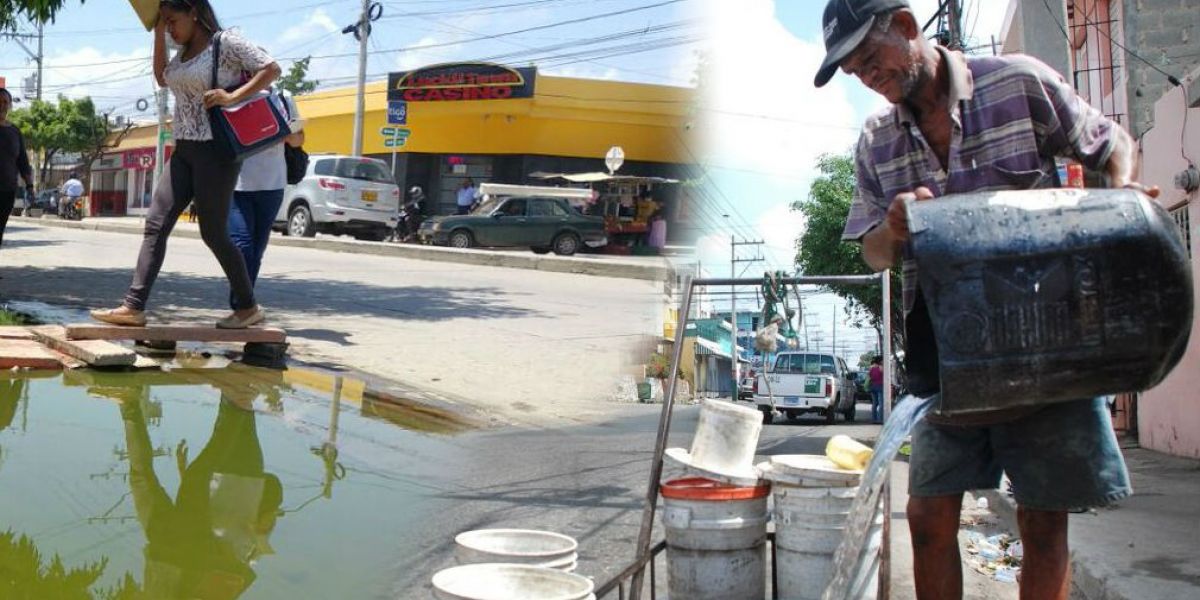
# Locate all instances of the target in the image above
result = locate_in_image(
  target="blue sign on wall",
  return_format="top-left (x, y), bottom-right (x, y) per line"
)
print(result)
top-left (387, 100), bottom-right (407, 125)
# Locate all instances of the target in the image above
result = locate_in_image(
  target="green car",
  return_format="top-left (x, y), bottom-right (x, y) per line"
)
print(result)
top-left (419, 196), bottom-right (608, 256)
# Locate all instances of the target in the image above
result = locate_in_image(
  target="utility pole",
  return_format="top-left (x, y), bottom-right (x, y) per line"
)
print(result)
top-left (154, 87), bottom-right (169, 196)
top-left (730, 236), bottom-right (765, 399)
top-left (947, 0), bottom-right (963, 50)
top-left (349, 0), bottom-right (371, 157)
top-left (35, 21), bottom-right (43, 100)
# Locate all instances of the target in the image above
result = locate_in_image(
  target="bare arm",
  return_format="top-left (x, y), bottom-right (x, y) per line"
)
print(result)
top-left (203, 62), bottom-right (282, 109)
top-left (285, 129), bottom-right (305, 147)
top-left (153, 19), bottom-right (168, 88)
top-left (861, 187), bottom-right (935, 271)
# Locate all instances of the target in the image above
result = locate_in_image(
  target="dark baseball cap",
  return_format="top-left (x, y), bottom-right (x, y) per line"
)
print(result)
top-left (815, 0), bottom-right (911, 87)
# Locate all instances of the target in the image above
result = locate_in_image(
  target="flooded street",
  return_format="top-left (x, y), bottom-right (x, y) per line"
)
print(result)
top-left (0, 364), bottom-right (477, 599)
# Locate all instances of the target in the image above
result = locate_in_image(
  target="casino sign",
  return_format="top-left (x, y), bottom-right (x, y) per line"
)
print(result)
top-left (388, 63), bottom-right (537, 102)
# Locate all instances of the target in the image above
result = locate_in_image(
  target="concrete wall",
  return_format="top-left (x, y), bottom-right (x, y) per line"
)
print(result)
top-left (1002, 0), bottom-right (1073, 78)
top-left (1136, 79), bottom-right (1200, 459)
top-left (1121, 0), bottom-right (1200, 137)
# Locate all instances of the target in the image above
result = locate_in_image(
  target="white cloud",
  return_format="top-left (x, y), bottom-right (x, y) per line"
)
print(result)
top-left (700, 0), bottom-right (860, 182)
top-left (276, 8), bottom-right (339, 46)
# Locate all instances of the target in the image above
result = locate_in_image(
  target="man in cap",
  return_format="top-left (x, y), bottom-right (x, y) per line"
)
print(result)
top-left (816, 1), bottom-right (1149, 598)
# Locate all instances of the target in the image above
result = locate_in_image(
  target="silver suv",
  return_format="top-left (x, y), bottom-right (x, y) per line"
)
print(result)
top-left (276, 154), bottom-right (400, 241)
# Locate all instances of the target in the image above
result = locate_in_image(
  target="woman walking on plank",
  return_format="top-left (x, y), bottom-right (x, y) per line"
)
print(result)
top-left (92, 0), bottom-right (279, 328)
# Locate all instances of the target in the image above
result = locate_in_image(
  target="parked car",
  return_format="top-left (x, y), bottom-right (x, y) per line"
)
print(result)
top-left (419, 196), bottom-right (607, 256)
top-left (738, 371), bottom-right (756, 400)
top-left (851, 371), bottom-right (872, 403)
top-left (274, 154), bottom-right (400, 241)
top-left (752, 352), bottom-right (858, 425)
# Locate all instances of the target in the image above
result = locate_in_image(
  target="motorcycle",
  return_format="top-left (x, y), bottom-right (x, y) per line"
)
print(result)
top-left (390, 201), bottom-right (424, 243)
top-left (60, 197), bottom-right (84, 221)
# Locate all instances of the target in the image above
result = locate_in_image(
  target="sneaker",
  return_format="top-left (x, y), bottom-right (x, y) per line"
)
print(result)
top-left (90, 307), bottom-right (147, 327)
top-left (217, 306), bottom-right (266, 329)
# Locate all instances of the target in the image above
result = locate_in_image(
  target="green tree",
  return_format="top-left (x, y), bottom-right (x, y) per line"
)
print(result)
top-left (0, 0), bottom-right (84, 31)
top-left (792, 153), bottom-right (903, 350)
top-left (277, 56), bottom-right (320, 95)
top-left (9, 95), bottom-right (128, 190)
top-left (0, 530), bottom-right (140, 599)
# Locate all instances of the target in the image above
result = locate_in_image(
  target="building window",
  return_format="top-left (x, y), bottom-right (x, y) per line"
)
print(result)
top-left (1067, 0), bottom-right (1126, 125)
top-left (1171, 204), bottom-right (1192, 259)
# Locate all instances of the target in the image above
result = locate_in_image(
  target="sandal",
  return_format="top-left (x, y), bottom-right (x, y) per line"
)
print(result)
top-left (217, 306), bottom-right (266, 329)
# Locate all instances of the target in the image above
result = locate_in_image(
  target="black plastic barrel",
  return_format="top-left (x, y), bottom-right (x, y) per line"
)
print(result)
top-left (908, 188), bottom-right (1193, 415)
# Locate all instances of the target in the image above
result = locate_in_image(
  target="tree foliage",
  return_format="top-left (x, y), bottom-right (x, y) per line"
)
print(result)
top-left (277, 56), bottom-right (320, 96)
top-left (792, 153), bottom-right (903, 348)
top-left (9, 95), bottom-right (129, 190)
top-left (0, 0), bottom-right (82, 31)
top-left (0, 530), bottom-right (140, 599)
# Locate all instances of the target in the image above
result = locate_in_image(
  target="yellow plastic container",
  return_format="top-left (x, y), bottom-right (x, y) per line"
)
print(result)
top-left (825, 435), bottom-right (872, 472)
top-left (128, 0), bottom-right (159, 31)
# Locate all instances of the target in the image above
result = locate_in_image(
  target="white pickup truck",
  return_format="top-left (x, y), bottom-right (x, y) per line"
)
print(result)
top-left (750, 352), bottom-right (859, 424)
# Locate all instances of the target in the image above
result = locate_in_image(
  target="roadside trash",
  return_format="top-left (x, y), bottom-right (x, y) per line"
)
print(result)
top-left (976, 497), bottom-right (989, 510)
top-left (826, 435), bottom-right (873, 471)
top-left (964, 530), bottom-right (1023, 583)
top-left (665, 399), bottom-right (763, 485)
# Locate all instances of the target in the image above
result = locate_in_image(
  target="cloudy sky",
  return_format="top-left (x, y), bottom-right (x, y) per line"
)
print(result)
top-left (696, 0), bottom-right (1011, 359)
top-left (0, 0), bottom-right (700, 120)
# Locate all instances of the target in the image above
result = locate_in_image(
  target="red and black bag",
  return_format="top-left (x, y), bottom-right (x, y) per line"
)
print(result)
top-left (206, 31), bottom-right (290, 161)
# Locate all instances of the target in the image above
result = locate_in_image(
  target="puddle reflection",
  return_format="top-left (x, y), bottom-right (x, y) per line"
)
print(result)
top-left (0, 364), bottom-right (472, 599)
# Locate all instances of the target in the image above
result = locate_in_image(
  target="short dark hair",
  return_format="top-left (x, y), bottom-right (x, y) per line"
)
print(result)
top-left (159, 0), bottom-right (222, 33)
top-left (0, 88), bottom-right (11, 102)
top-left (871, 355), bottom-right (883, 365)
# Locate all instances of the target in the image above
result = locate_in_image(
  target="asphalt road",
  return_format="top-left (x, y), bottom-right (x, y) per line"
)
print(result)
top-left (0, 221), bottom-right (661, 424)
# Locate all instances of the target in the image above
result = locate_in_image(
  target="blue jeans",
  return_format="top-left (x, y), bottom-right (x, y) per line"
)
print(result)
top-left (909, 398), bottom-right (1131, 511)
top-left (870, 387), bottom-right (884, 422)
top-left (228, 189), bottom-right (285, 309)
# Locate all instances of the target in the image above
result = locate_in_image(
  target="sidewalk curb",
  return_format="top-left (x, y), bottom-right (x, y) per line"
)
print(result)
top-left (15, 217), bottom-right (672, 282)
top-left (976, 488), bottom-right (1120, 600)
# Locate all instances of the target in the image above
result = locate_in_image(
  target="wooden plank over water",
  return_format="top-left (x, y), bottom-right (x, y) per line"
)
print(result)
top-left (31, 326), bottom-right (138, 367)
top-left (0, 327), bottom-right (34, 340)
top-left (0, 339), bottom-right (66, 370)
top-left (65, 324), bottom-right (287, 344)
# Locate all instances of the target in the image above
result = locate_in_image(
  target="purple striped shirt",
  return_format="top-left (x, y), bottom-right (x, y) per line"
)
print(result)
top-left (841, 47), bottom-right (1118, 313)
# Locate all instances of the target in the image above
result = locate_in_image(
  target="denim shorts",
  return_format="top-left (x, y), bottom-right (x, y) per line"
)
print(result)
top-left (908, 397), bottom-right (1133, 511)
top-left (903, 291), bottom-right (1131, 511)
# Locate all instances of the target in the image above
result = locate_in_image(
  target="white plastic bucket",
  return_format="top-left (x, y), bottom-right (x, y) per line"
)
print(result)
top-left (431, 564), bottom-right (594, 600)
top-left (688, 399), bottom-right (763, 477)
top-left (661, 477), bottom-right (770, 600)
top-left (768, 475), bottom-right (866, 600)
top-left (454, 529), bottom-right (577, 570)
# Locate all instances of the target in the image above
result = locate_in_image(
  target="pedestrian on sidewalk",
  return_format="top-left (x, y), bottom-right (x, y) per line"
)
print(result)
top-left (227, 90), bottom-right (304, 306)
top-left (456, 178), bottom-right (478, 215)
top-left (868, 355), bottom-right (884, 423)
top-left (0, 87), bottom-right (35, 248)
top-left (815, 1), bottom-right (1147, 598)
top-left (91, 0), bottom-right (280, 329)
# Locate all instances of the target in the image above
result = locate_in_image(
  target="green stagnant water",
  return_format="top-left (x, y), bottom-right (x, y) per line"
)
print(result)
top-left (0, 360), bottom-right (475, 599)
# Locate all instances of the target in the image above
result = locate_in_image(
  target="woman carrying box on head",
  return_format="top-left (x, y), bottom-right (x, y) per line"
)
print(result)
top-left (92, 0), bottom-right (280, 329)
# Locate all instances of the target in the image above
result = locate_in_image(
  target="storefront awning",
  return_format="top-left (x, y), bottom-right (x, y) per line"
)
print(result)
top-left (528, 171), bottom-right (680, 184)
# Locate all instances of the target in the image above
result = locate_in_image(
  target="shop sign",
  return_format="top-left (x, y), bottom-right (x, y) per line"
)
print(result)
top-left (388, 63), bottom-right (536, 102)
top-left (92, 153), bottom-right (124, 171)
top-left (123, 148), bottom-right (156, 170)
top-left (387, 100), bottom-right (407, 124)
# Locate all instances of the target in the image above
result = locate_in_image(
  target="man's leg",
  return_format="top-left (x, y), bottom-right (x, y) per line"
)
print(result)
top-left (908, 494), bottom-right (965, 600)
top-left (995, 398), bottom-right (1131, 600)
top-left (1017, 507), bottom-right (1070, 600)
top-left (0, 190), bottom-right (14, 246)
